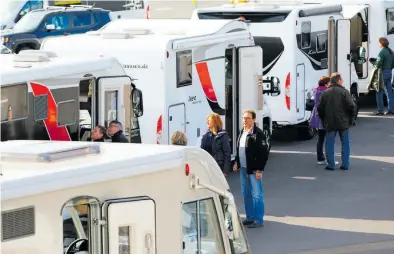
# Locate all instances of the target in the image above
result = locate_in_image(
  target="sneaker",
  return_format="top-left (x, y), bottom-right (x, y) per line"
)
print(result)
top-left (242, 219), bottom-right (253, 226)
top-left (325, 161), bottom-right (339, 165)
top-left (340, 166), bottom-right (349, 170)
top-left (317, 160), bottom-right (326, 165)
top-left (248, 222), bottom-right (264, 228)
top-left (385, 111), bottom-right (394, 115)
top-left (325, 166), bottom-right (335, 171)
top-left (375, 112), bottom-right (384, 116)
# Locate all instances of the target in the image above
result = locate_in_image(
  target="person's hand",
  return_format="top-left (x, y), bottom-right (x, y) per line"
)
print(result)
top-left (256, 171), bottom-right (263, 180)
top-left (233, 162), bottom-right (239, 172)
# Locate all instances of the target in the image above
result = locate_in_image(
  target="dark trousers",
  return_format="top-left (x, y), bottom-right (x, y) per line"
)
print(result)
top-left (317, 129), bottom-right (326, 161)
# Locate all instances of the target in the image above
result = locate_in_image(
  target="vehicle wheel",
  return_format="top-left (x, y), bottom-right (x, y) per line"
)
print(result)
top-left (298, 126), bottom-right (316, 140)
top-left (263, 125), bottom-right (272, 155)
top-left (16, 46), bottom-right (33, 54)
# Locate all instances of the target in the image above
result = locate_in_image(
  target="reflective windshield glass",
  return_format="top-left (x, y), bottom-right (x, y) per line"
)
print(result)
top-left (13, 11), bottom-right (47, 31)
top-left (0, 0), bottom-right (23, 22)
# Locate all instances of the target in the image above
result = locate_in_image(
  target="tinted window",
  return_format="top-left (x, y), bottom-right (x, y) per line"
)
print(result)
top-left (301, 21), bottom-right (311, 49)
top-left (44, 14), bottom-right (70, 30)
top-left (176, 50), bottom-right (192, 88)
top-left (198, 12), bottom-right (290, 22)
top-left (93, 12), bottom-right (110, 24)
top-left (1, 84), bottom-right (28, 122)
top-left (316, 33), bottom-right (327, 52)
top-left (30, 0), bottom-right (44, 10)
top-left (57, 100), bottom-right (76, 126)
top-left (73, 13), bottom-right (92, 27)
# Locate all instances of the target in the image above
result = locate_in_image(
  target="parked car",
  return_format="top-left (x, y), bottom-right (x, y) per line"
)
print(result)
top-left (0, 5), bottom-right (111, 53)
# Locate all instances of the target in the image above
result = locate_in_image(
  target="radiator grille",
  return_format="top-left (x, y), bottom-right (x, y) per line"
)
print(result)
top-left (1, 206), bottom-right (35, 241)
top-left (34, 95), bottom-right (48, 121)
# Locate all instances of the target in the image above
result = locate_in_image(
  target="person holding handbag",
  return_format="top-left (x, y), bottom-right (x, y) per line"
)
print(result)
top-left (310, 76), bottom-right (330, 165)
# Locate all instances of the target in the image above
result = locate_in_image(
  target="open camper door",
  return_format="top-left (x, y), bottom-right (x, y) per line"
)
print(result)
top-left (237, 46), bottom-right (263, 126)
top-left (102, 197), bottom-right (156, 254)
top-left (336, 19), bottom-right (351, 89)
top-left (95, 76), bottom-right (132, 129)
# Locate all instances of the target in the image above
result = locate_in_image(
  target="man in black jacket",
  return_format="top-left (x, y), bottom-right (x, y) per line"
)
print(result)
top-left (318, 73), bottom-right (356, 171)
top-left (233, 109), bottom-right (269, 228)
top-left (107, 120), bottom-right (129, 143)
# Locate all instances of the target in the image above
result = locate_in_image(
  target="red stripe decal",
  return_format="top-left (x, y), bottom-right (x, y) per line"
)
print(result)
top-left (195, 62), bottom-right (218, 103)
top-left (30, 82), bottom-right (71, 141)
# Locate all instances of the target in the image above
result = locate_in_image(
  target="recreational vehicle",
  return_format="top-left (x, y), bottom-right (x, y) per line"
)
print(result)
top-left (0, 140), bottom-right (251, 254)
top-left (41, 19), bottom-right (279, 155)
top-left (0, 51), bottom-right (144, 142)
top-left (192, 1), bottom-right (361, 139)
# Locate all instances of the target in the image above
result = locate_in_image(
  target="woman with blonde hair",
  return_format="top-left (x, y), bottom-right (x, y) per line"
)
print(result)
top-left (171, 131), bottom-right (188, 146)
top-left (200, 113), bottom-right (231, 176)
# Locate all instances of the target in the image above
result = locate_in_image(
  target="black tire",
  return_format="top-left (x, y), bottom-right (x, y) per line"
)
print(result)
top-left (263, 125), bottom-right (272, 154)
top-left (16, 46), bottom-right (33, 54)
top-left (298, 126), bottom-right (316, 140)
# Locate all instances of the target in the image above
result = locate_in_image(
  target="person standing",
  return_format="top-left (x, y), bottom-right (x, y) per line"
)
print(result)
top-left (88, 125), bottom-right (108, 142)
top-left (233, 109), bottom-right (269, 228)
top-left (375, 37), bottom-right (394, 115)
top-left (309, 76), bottom-right (330, 164)
top-left (107, 120), bottom-right (129, 143)
top-left (318, 73), bottom-right (357, 171)
top-left (200, 113), bottom-right (231, 176)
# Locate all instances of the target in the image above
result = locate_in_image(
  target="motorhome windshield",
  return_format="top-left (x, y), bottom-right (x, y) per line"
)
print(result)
top-left (13, 11), bottom-right (47, 32)
top-left (197, 11), bottom-right (290, 22)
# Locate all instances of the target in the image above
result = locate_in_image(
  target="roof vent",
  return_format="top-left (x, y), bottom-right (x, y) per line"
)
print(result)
top-left (0, 142), bottom-right (101, 162)
top-left (101, 32), bottom-right (134, 39)
top-left (13, 54), bottom-right (50, 63)
top-left (122, 28), bottom-right (152, 35)
top-left (19, 50), bottom-right (57, 58)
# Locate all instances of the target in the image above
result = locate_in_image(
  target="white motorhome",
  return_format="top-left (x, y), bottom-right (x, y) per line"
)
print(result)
top-left (192, 1), bottom-right (360, 139)
top-left (315, 0), bottom-right (394, 95)
top-left (41, 19), bottom-right (278, 154)
top-left (0, 50), bottom-right (144, 142)
top-left (0, 140), bottom-right (251, 254)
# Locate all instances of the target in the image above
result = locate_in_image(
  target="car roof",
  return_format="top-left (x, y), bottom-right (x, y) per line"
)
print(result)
top-left (29, 6), bottom-right (109, 15)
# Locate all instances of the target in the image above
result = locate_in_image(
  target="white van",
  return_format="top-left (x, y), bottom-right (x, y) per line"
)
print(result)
top-left (0, 140), bottom-right (251, 254)
top-left (41, 19), bottom-right (278, 155)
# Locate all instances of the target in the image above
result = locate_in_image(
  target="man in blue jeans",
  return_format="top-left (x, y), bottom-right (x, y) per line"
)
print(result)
top-left (375, 37), bottom-right (394, 115)
top-left (318, 73), bottom-right (357, 170)
top-left (234, 109), bottom-right (269, 228)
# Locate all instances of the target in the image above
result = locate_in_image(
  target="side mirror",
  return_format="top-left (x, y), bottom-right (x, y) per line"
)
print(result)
top-left (263, 76), bottom-right (281, 96)
top-left (46, 24), bottom-right (55, 31)
top-left (131, 86), bottom-right (143, 117)
top-left (357, 46), bottom-right (367, 64)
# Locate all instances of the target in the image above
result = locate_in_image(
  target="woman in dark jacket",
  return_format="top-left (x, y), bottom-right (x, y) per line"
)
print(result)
top-left (200, 113), bottom-right (231, 176)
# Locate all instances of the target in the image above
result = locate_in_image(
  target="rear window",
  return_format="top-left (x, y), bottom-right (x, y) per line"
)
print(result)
top-left (197, 12), bottom-right (290, 23)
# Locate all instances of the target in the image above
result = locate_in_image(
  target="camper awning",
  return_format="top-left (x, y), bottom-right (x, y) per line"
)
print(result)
top-left (341, 4), bottom-right (368, 19)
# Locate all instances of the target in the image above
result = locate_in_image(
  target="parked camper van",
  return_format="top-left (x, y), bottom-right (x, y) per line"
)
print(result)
top-left (0, 50), bottom-right (144, 142)
top-left (0, 140), bottom-right (251, 254)
top-left (192, 2), bottom-right (360, 139)
top-left (41, 19), bottom-right (279, 155)
top-left (318, 0), bottom-right (394, 95)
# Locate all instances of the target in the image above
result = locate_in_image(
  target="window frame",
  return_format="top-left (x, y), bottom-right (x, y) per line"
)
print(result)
top-left (1, 83), bottom-right (29, 123)
top-left (316, 32), bottom-right (327, 53)
top-left (301, 21), bottom-right (312, 50)
top-left (181, 197), bottom-right (226, 254)
top-left (176, 50), bottom-right (193, 88)
top-left (71, 12), bottom-right (94, 29)
top-left (386, 8), bottom-right (394, 35)
top-left (57, 99), bottom-right (77, 126)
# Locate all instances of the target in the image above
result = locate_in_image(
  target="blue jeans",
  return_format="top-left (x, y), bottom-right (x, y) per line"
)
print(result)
top-left (326, 129), bottom-right (350, 168)
top-left (376, 70), bottom-right (393, 113)
top-left (240, 167), bottom-right (264, 224)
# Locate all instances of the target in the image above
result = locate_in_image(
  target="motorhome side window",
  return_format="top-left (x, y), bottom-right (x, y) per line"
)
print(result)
top-left (1, 84), bottom-right (28, 122)
top-left (301, 21), bottom-right (311, 49)
top-left (57, 100), bottom-right (77, 126)
top-left (182, 198), bottom-right (225, 253)
top-left (387, 9), bottom-right (394, 34)
top-left (176, 50), bottom-right (192, 88)
top-left (316, 33), bottom-right (327, 53)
